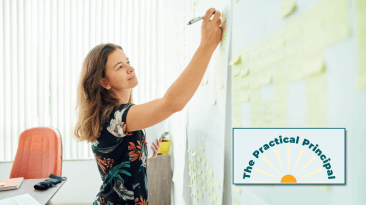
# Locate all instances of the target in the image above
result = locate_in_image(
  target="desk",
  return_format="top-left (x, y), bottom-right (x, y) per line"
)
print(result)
top-left (0, 178), bottom-right (66, 204)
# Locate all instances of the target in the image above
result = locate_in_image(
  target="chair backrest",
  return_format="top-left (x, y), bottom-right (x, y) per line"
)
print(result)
top-left (10, 127), bottom-right (63, 179)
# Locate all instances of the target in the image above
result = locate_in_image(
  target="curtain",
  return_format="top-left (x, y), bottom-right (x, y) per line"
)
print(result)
top-left (0, 0), bottom-right (166, 161)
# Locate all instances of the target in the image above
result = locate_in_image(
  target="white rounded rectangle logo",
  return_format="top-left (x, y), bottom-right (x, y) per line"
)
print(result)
top-left (232, 128), bottom-right (345, 184)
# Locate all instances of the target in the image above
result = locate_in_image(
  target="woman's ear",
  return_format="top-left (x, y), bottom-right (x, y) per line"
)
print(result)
top-left (99, 78), bottom-right (110, 89)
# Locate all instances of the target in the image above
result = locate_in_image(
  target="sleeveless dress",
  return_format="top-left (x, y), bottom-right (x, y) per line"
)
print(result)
top-left (92, 103), bottom-right (149, 205)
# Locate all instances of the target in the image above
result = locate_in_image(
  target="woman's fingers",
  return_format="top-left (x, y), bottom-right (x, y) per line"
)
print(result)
top-left (212, 10), bottom-right (221, 24)
top-left (204, 8), bottom-right (216, 23)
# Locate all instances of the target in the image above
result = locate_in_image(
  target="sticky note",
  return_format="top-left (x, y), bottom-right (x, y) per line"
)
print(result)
top-left (215, 176), bottom-right (221, 189)
top-left (261, 70), bottom-right (272, 86)
top-left (199, 141), bottom-right (204, 151)
top-left (208, 167), bottom-right (214, 177)
top-left (250, 73), bottom-right (261, 88)
top-left (233, 185), bottom-right (242, 194)
top-left (306, 74), bottom-right (326, 127)
top-left (230, 53), bottom-right (242, 66)
top-left (272, 62), bottom-right (288, 83)
top-left (274, 83), bottom-right (288, 127)
top-left (303, 56), bottom-right (326, 78)
top-left (233, 89), bottom-right (250, 104)
top-left (233, 198), bottom-right (241, 205)
top-left (356, 0), bottom-right (366, 90)
top-left (233, 76), bottom-right (249, 90)
top-left (281, 0), bottom-right (297, 18)
top-left (201, 158), bottom-right (206, 166)
top-left (250, 88), bottom-right (261, 102)
top-left (201, 172), bottom-right (206, 180)
top-left (262, 100), bottom-right (273, 128)
top-left (250, 102), bottom-right (261, 128)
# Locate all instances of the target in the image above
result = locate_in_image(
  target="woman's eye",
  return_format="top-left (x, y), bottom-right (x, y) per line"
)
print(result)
top-left (127, 61), bottom-right (130, 65)
top-left (118, 65), bottom-right (123, 69)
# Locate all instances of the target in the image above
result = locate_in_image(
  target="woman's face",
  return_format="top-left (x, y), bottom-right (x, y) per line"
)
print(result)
top-left (102, 49), bottom-right (138, 92)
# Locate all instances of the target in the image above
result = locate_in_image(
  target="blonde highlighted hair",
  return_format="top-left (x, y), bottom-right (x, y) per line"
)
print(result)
top-left (74, 43), bottom-right (133, 143)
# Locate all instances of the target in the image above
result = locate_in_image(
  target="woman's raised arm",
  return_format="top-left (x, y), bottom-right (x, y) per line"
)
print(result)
top-left (126, 8), bottom-right (222, 132)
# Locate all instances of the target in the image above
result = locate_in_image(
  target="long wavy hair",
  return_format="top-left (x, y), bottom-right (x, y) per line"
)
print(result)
top-left (74, 43), bottom-right (133, 143)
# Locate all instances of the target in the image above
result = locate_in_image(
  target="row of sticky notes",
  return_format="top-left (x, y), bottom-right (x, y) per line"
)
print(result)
top-left (356, 0), bottom-right (366, 90)
top-left (187, 147), bottom-right (223, 204)
top-left (232, 0), bottom-right (350, 128)
top-left (231, 0), bottom-right (349, 89)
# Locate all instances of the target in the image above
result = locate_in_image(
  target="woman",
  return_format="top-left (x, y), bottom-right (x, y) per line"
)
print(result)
top-left (74, 8), bottom-right (222, 205)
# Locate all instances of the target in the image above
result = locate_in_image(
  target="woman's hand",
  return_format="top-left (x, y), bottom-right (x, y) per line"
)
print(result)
top-left (149, 137), bottom-right (162, 159)
top-left (200, 8), bottom-right (223, 51)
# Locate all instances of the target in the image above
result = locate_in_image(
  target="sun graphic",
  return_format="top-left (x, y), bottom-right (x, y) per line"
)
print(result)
top-left (250, 147), bottom-right (326, 184)
top-left (281, 175), bottom-right (297, 183)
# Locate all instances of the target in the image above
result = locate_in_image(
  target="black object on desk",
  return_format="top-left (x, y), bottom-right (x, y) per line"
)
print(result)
top-left (34, 174), bottom-right (67, 191)
top-left (0, 178), bottom-right (66, 204)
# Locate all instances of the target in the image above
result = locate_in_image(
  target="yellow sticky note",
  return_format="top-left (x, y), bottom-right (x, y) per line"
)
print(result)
top-left (274, 83), bottom-right (288, 127)
top-left (250, 102), bottom-right (261, 128)
top-left (232, 185), bottom-right (242, 194)
top-left (262, 100), bottom-right (273, 128)
top-left (191, 150), bottom-right (196, 156)
top-left (199, 141), bottom-right (204, 151)
top-left (232, 64), bottom-right (241, 77)
top-left (215, 176), bottom-right (221, 189)
top-left (285, 18), bottom-right (301, 44)
top-left (233, 198), bottom-right (241, 205)
top-left (216, 195), bottom-right (222, 205)
top-left (233, 76), bottom-right (249, 90)
top-left (356, 0), bottom-right (366, 90)
top-left (306, 74), bottom-right (326, 127)
top-left (250, 73), bottom-right (262, 89)
top-left (303, 56), bottom-right (326, 78)
top-left (272, 62), bottom-right (288, 83)
top-left (239, 48), bottom-right (249, 62)
top-left (230, 53), bottom-right (242, 65)
top-left (281, 0), bottom-right (296, 18)
top-left (250, 88), bottom-right (261, 102)
top-left (208, 167), bottom-right (214, 177)
top-left (201, 158), bottom-right (206, 167)
top-left (261, 70), bottom-right (272, 86)
top-left (234, 89), bottom-right (250, 103)
top-left (315, 185), bottom-right (333, 192)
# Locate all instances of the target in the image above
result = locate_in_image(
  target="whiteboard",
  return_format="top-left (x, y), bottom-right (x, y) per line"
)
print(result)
top-left (185, 0), bottom-right (232, 204)
top-left (231, 0), bottom-right (366, 204)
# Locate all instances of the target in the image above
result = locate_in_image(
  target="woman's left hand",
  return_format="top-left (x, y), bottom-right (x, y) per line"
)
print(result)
top-left (148, 137), bottom-right (162, 159)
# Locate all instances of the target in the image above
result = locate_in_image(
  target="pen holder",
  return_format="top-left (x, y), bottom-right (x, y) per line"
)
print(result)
top-left (158, 140), bottom-right (171, 155)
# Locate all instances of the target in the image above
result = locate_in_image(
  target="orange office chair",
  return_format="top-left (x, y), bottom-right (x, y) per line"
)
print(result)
top-left (10, 127), bottom-right (63, 179)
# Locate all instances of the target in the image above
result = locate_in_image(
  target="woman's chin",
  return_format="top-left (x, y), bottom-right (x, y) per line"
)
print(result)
top-left (133, 81), bottom-right (138, 87)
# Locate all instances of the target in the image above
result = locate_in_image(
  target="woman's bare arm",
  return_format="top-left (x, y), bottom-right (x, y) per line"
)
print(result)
top-left (126, 8), bottom-right (222, 132)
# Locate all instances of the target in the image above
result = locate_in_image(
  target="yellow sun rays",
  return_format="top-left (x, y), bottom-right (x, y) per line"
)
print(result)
top-left (251, 147), bottom-right (325, 183)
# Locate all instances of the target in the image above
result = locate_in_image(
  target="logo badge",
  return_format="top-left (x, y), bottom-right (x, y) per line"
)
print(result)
top-left (233, 128), bottom-right (345, 184)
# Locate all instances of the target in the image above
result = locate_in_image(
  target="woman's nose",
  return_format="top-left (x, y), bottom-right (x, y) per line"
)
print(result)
top-left (128, 67), bottom-right (134, 73)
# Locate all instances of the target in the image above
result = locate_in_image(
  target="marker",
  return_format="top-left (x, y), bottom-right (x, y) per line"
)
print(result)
top-left (187, 11), bottom-right (216, 25)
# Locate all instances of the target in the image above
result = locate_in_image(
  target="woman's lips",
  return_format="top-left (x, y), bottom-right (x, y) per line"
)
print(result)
top-left (129, 76), bottom-right (136, 80)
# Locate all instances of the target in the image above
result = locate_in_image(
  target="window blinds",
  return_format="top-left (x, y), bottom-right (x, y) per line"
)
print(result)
top-left (0, 0), bottom-right (165, 161)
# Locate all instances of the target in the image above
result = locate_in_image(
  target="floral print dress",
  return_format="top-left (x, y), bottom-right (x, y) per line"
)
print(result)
top-left (92, 103), bottom-right (149, 205)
